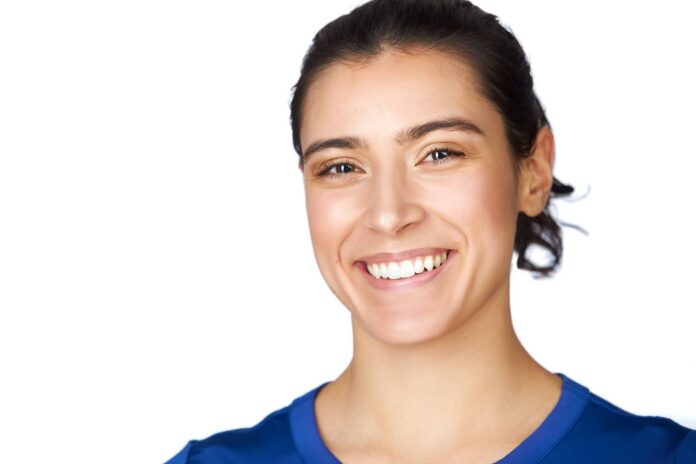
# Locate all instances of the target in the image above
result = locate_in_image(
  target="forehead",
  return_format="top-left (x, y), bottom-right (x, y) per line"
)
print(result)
top-left (300, 49), bottom-right (500, 148)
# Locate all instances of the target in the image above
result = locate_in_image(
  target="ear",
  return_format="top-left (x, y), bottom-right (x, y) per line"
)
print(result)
top-left (518, 126), bottom-right (555, 217)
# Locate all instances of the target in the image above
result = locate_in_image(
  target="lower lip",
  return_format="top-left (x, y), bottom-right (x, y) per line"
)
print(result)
top-left (356, 250), bottom-right (456, 291)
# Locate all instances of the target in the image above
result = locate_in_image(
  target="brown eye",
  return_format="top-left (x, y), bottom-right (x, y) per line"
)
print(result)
top-left (423, 147), bottom-right (466, 164)
top-left (316, 160), bottom-right (359, 179)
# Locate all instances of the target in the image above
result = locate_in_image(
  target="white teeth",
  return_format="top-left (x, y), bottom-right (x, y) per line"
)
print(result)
top-left (387, 262), bottom-right (401, 279)
top-left (364, 251), bottom-right (450, 280)
top-left (414, 257), bottom-right (424, 274)
top-left (399, 260), bottom-right (415, 278)
top-left (368, 263), bottom-right (381, 278)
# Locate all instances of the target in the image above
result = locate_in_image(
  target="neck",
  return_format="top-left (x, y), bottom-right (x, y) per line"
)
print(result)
top-left (315, 279), bottom-right (562, 460)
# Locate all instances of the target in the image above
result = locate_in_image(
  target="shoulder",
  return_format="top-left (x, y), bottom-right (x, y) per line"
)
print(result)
top-left (163, 405), bottom-right (303, 464)
top-left (163, 381), bottom-right (329, 464)
top-left (549, 388), bottom-right (696, 463)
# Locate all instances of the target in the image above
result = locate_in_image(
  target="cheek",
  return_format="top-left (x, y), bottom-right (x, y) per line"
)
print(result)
top-left (305, 189), bottom-right (359, 262)
top-left (423, 164), bottom-right (517, 244)
top-left (469, 166), bottom-right (518, 250)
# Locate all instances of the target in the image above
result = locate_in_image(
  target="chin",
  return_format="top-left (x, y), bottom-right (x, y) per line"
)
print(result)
top-left (352, 303), bottom-right (453, 346)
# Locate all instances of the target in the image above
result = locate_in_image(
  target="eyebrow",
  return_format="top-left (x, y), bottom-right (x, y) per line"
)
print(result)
top-left (301, 116), bottom-right (486, 162)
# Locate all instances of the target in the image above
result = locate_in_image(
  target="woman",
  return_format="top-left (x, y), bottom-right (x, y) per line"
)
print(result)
top-left (166, 0), bottom-right (695, 462)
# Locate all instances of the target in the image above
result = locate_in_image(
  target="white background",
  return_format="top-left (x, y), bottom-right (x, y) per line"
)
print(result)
top-left (1, 1), bottom-right (694, 462)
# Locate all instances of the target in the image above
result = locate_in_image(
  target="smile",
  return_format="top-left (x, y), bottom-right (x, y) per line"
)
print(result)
top-left (355, 249), bottom-right (456, 290)
top-left (366, 250), bottom-right (450, 279)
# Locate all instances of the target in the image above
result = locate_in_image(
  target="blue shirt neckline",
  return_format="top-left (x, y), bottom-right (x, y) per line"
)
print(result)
top-left (288, 371), bottom-right (591, 464)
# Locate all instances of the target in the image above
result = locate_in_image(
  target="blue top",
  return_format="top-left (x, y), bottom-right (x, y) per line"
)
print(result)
top-left (164, 372), bottom-right (696, 463)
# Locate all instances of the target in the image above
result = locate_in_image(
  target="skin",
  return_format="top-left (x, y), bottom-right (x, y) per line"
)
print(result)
top-left (298, 47), bottom-right (559, 464)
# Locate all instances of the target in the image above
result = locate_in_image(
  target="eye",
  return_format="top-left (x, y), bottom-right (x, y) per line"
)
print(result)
top-left (422, 146), bottom-right (467, 165)
top-left (316, 160), bottom-right (359, 179)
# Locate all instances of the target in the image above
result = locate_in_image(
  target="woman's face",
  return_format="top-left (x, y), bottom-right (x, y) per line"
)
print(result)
top-left (299, 49), bottom-right (539, 345)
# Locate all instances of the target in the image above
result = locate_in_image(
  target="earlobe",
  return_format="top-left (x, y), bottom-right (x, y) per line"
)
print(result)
top-left (518, 126), bottom-right (555, 217)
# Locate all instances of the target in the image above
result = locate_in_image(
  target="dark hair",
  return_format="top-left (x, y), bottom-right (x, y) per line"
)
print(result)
top-left (289, 0), bottom-right (587, 278)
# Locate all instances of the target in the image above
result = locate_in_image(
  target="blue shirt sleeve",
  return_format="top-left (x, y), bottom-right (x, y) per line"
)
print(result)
top-left (163, 440), bottom-right (194, 464)
top-left (676, 429), bottom-right (696, 464)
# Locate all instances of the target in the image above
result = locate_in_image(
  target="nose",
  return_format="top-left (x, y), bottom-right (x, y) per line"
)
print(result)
top-left (361, 165), bottom-right (425, 236)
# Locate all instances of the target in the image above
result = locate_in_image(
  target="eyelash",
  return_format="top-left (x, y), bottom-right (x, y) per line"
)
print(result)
top-left (315, 146), bottom-right (467, 179)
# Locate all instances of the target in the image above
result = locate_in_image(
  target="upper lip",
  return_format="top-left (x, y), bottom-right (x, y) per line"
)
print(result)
top-left (356, 247), bottom-right (451, 264)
